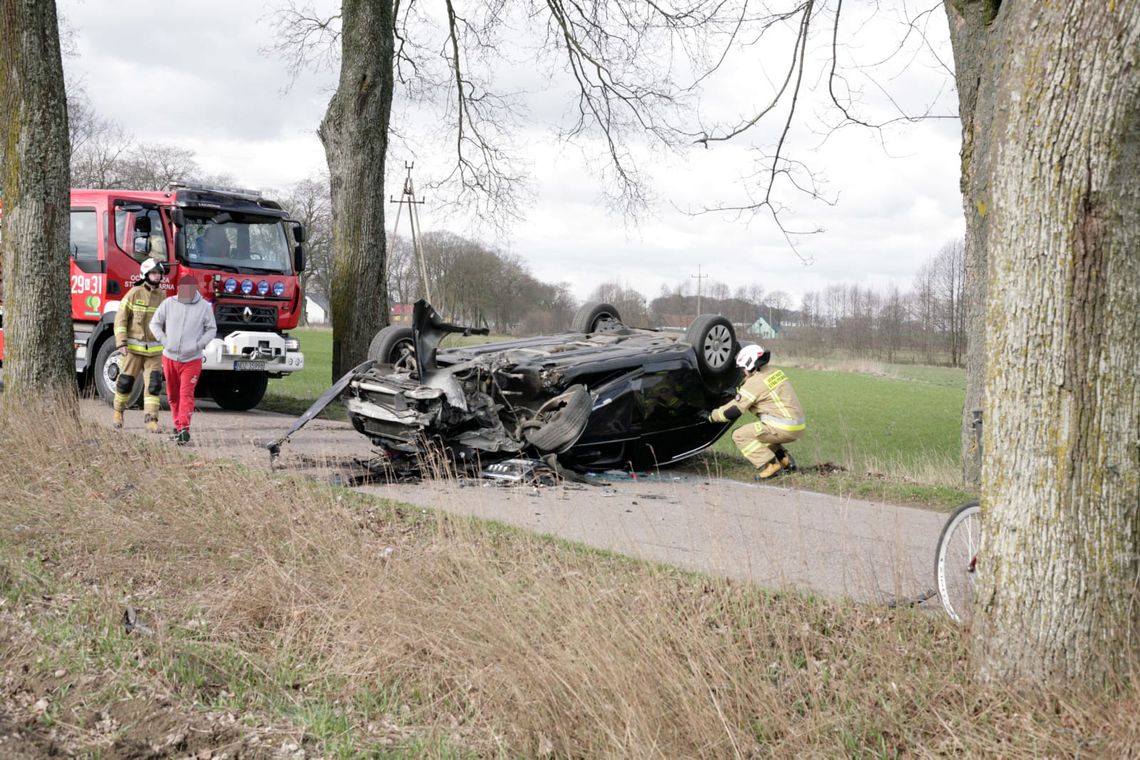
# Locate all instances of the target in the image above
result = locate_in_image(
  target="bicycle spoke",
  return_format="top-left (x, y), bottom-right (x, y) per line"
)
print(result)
top-left (936, 502), bottom-right (982, 624)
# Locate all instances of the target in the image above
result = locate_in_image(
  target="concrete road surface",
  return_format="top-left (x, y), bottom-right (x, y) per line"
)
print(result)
top-left (81, 397), bottom-right (950, 607)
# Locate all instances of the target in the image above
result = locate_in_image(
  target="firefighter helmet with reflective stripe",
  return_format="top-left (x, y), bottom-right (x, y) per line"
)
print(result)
top-left (736, 343), bottom-right (771, 372)
top-left (139, 257), bottom-right (163, 277)
top-left (139, 257), bottom-right (164, 286)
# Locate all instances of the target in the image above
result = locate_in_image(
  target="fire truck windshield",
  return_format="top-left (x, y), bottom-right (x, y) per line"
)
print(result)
top-left (182, 215), bottom-right (293, 274)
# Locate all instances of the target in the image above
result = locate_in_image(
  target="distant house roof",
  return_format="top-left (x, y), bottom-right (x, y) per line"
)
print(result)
top-left (749, 316), bottom-right (778, 338)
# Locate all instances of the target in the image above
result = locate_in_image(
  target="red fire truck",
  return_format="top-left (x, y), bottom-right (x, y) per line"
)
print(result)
top-left (0, 184), bottom-right (306, 410)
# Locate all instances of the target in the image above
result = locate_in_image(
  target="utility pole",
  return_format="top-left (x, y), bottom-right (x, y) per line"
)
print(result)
top-left (389, 163), bottom-right (433, 310)
top-left (690, 264), bottom-right (708, 320)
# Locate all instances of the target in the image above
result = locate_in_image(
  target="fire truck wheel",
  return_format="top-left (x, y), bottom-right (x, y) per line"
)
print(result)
top-left (93, 339), bottom-right (143, 408)
top-left (210, 372), bottom-right (269, 411)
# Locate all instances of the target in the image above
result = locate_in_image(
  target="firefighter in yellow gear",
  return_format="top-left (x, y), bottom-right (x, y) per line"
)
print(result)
top-left (709, 343), bottom-right (806, 480)
top-left (112, 258), bottom-right (167, 432)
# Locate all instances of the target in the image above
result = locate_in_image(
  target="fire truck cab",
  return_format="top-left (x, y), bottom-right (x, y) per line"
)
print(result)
top-left (1, 184), bottom-right (306, 410)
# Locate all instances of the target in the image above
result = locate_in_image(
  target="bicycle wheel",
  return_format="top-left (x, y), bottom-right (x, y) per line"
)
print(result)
top-left (935, 500), bottom-right (982, 623)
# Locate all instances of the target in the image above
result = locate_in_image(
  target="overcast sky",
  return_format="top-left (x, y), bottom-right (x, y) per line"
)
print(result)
top-left (59, 0), bottom-right (963, 306)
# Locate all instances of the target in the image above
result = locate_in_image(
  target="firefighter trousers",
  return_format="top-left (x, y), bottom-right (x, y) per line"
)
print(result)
top-left (731, 420), bottom-right (802, 469)
top-left (114, 351), bottom-right (163, 416)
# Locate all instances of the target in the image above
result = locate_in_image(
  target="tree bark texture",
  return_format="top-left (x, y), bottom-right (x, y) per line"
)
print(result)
top-left (960, 0), bottom-right (1140, 684)
top-left (0, 0), bottom-right (76, 408)
top-left (318, 0), bottom-right (394, 379)
top-left (945, 0), bottom-right (1001, 486)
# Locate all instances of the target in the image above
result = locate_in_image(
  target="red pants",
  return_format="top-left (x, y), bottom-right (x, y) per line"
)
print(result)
top-left (162, 356), bottom-right (203, 431)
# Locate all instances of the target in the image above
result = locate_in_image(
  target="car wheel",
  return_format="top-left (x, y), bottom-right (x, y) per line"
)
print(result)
top-left (523, 385), bottom-right (593, 453)
top-left (571, 302), bottom-right (623, 334)
top-left (686, 314), bottom-right (736, 383)
top-left (92, 338), bottom-right (142, 408)
top-left (368, 326), bottom-right (417, 372)
top-left (210, 372), bottom-right (269, 411)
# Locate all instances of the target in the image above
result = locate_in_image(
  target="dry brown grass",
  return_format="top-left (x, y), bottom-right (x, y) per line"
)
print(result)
top-left (2, 408), bottom-right (1139, 757)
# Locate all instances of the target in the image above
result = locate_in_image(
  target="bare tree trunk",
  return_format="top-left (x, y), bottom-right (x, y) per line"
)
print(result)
top-left (946, 0), bottom-right (1000, 486)
top-left (0, 0), bottom-right (76, 411)
top-left (318, 0), bottom-right (394, 379)
top-left (960, 0), bottom-right (1140, 685)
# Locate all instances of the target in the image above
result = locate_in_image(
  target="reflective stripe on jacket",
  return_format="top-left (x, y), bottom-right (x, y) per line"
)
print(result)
top-left (114, 284), bottom-right (166, 354)
top-left (710, 366), bottom-right (806, 430)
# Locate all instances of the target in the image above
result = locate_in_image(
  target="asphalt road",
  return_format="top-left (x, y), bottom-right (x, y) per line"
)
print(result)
top-left (80, 397), bottom-right (949, 608)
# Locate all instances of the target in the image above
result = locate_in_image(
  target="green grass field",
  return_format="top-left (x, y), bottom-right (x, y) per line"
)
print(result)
top-left (269, 328), bottom-right (975, 507)
top-left (268, 326), bottom-right (337, 400)
top-left (712, 367), bottom-right (964, 473)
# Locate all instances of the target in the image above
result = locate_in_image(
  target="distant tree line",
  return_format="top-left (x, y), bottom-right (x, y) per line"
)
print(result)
top-left (793, 241), bottom-right (966, 366)
top-left (280, 173), bottom-right (967, 368)
top-left (386, 230), bottom-right (577, 334)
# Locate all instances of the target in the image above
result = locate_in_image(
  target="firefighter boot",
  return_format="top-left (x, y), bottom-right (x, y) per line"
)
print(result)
top-left (772, 445), bottom-right (797, 473)
top-left (144, 414), bottom-right (160, 434)
top-left (112, 410), bottom-right (124, 429)
top-left (176, 428), bottom-right (191, 446)
top-left (755, 459), bottom-right (783, 481)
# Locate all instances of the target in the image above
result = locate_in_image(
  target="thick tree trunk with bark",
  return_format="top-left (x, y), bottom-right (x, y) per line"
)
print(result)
top-left (0, 0), bottom-right (76, 409)
top-left (952, 0), bottom-right (1140, 684)
top-left (945, 0), bottom-right (1001, 486)
top-left (318, 0), bottom-right (394, 379)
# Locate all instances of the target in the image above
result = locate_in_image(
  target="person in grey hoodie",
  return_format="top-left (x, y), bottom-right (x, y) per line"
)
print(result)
top-left (150, 274), bottom-right (217, 445)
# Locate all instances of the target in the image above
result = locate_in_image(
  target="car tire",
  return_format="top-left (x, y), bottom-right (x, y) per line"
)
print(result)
top-left (92, 337), bottom-right (142, 408)
top-left (686, 314), bottom-right (736, 384)
top-left (523, 384), bottom-right (593, 453)
top-left (368, 326), bottom-right (416, 370)
top-left (571, 302), bottom-right (623, 334)
top-left (210, 372), bottom-right (268, 411)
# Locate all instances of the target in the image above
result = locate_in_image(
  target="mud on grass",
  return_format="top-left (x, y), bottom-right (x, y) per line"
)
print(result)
top-left (1, 411), bottom-right (1138, 757)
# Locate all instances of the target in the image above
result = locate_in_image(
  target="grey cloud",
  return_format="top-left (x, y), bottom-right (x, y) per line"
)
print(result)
top-left (62, 0), bottom-right (333, 143)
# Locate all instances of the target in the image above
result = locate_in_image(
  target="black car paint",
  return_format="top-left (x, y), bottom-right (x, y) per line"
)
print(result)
top-left (339, 301), bottom-right (739, 473)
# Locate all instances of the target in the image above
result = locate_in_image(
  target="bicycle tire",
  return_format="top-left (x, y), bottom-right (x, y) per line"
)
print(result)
top-left (935, 500), bottom-right (982, 623)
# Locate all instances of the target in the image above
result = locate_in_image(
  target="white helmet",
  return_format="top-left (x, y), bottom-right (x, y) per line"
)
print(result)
top-left (139, 257), bottom-right (163, 278)
top-left (735, 343), bottom-right (771, 372)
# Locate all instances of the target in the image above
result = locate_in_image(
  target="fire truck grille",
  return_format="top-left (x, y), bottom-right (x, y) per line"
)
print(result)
top-left (216, 304), bottom-right (278, 331)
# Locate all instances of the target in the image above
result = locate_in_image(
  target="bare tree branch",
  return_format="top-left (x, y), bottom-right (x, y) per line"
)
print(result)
top-left (264, 2), bottom-right (343, 88)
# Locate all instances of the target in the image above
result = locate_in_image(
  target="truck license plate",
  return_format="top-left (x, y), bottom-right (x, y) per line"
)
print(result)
top-left (234, 361), bottom-right (266, 371)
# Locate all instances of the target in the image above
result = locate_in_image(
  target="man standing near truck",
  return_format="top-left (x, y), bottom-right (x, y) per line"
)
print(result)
top-left (113, 258), bottom-right (166, 432)
top-left (150, 274), bottom-right (216, 445)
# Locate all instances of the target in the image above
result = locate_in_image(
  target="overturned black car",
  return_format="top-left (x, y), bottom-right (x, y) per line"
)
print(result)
top-left (327, 300), bottom-right (743, 474)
